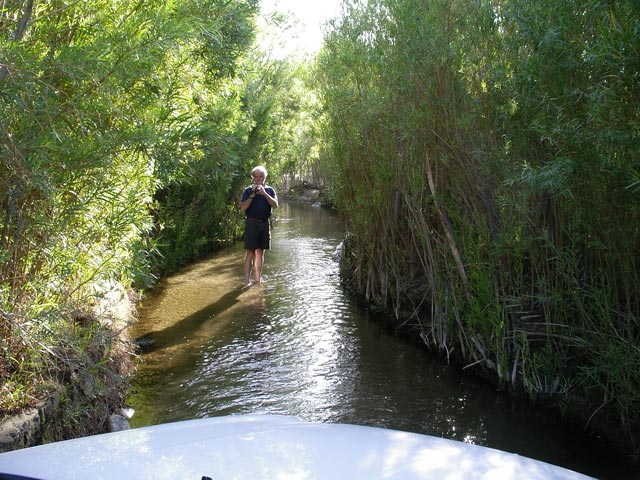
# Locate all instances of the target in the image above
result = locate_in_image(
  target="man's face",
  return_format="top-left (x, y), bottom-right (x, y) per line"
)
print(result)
top-left (253, 173), bottom-right (265, 185)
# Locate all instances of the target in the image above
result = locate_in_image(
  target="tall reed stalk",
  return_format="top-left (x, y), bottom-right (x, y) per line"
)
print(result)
top-left (318, 0), bottom-right (640, 452)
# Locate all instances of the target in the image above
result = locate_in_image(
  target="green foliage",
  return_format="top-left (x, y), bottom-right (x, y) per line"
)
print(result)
top-left (239, 54), bottom-right (328, 192)
top-left (150, 49), bottom-right (326, 270)
top-left (0, 0), bottom-right (260, 423)
top-left (318, 0), bottom-right (640, 449)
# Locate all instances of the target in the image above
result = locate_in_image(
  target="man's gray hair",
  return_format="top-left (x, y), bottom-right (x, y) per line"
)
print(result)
top-left (251, 165), bottom-right (268, 177)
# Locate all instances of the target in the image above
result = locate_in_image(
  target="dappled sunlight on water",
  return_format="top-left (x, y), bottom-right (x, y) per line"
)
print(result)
top-left (128, 202), bottom-right (636, 480)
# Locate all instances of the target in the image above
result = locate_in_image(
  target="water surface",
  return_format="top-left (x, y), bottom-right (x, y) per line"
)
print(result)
top-left (128, 201), bottom-right (637, 479)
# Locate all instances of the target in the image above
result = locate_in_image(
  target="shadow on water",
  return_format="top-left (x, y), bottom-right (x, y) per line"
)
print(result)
top-left (128, 201), bottom-right (639, 480)
top-left (135, 285), bottom-right (247, 353)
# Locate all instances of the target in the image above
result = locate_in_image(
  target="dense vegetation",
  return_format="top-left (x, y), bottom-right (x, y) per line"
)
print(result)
top-left (317, 0), bottom-right (640, 451)
top-left (2, 0), bottom-right (638, 455)
top-left (0, 0), bottom-right (317, 435)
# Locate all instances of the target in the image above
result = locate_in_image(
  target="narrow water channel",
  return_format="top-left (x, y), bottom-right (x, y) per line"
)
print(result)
top-left (128, 201), bottom-right (636, 480)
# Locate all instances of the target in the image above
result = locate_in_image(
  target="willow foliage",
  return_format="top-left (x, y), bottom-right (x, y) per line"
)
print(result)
top-left (0, 0), bottom-right (259, 419)
top-left (318, 0), bottom-right (640, 448)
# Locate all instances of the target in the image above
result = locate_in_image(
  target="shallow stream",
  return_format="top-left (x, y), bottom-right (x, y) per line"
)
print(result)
top-left (128, 201), bottom-right (637, 479)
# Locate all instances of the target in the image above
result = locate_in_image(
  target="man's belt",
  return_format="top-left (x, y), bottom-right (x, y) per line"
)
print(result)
top-left (246, 217), bottom-right (268, 222)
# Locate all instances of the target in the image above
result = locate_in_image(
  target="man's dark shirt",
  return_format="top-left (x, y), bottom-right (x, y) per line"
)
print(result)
top-left (242, 185), bottom-right (276, 219)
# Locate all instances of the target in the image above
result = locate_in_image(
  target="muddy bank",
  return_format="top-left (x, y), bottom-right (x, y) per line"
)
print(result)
top-left (0, 285), bottom-right (137, 452)
top-left (344, 283), bottom-right (639, 464)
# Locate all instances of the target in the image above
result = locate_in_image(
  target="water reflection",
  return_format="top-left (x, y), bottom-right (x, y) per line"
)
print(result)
top-left (128, 202), bottom-right (637, 480)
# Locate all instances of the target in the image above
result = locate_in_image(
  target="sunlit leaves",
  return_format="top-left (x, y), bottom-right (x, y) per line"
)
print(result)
top-left (0, 0), bottom-right (260, 414)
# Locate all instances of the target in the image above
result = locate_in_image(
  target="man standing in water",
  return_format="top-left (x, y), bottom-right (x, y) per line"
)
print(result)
top-left (240, 165), bottom-right (278, 286)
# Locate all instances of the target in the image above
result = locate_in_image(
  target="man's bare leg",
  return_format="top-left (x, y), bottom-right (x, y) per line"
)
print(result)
top-left (253, 249), bottom-right (264, 284)
top-left (244, 250), bottom-right (255, 286)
